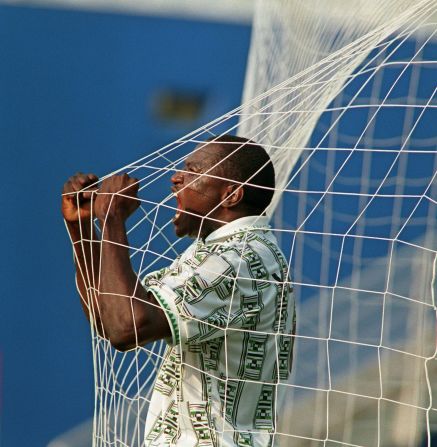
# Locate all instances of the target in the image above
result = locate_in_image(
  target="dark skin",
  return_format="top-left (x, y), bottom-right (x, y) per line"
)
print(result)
top-left (62, 144), bottom-right (249, 351)
top-left (62, 173), bottom-right (102, 331)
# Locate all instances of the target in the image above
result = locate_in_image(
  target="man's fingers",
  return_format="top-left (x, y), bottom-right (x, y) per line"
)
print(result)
top-left (63, 173), bottom-right (99, 194)
top-left (87, 173), bottom-right (98, 181)
top-left (66, 173), bottom-right (138, 203)
top-left (77, 173), bottom-right (99, 187)
top-left (126, 178), bottom-right (140, 192)
top-left (79, 174), bottom-right (99, 186)
top-left (82, 188), bottom-right (98, 200)
top-left (100, 174), bottom-right (140, 194)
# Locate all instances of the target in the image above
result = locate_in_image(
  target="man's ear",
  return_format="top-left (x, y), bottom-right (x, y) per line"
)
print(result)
top-left (221, 184), bottom-right (244, 208)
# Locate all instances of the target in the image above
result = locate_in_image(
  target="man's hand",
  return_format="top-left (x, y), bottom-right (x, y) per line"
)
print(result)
top-left (62, 173), bottom-right (99, 223)
top-left (95, 174), bottom-right (140, 223)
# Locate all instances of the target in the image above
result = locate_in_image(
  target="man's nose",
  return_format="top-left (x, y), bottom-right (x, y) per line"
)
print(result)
top-left (171, 170), bottom-right (183, 185)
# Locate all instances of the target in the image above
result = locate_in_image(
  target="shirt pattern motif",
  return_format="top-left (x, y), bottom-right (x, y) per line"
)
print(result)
top-left (143, 217), bottom-right (295, 447)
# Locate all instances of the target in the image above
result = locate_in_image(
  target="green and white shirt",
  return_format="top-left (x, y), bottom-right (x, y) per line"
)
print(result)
top-left (143, 216), bottom-right (296, 447)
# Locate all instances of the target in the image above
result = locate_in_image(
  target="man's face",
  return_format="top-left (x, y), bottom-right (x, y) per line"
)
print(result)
top-left (171, 144), bottom-right (227, 239)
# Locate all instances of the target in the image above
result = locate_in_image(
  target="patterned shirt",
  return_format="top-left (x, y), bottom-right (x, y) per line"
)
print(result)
top-left (143, 216), bottom-right (296, 447)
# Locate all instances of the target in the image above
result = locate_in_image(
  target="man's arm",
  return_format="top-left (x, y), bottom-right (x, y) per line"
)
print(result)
top-left (95, 174), bottom-right (171, 350)
top-left (63, 173), bottom-right (171, 351)
top-left (62, 173), bottom-right (103, 331)
top-left (97, 212), bottom-right (170, 351)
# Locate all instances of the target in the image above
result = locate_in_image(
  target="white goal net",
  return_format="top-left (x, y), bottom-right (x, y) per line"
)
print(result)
top-left (67, 1), bottom-right (437, 446)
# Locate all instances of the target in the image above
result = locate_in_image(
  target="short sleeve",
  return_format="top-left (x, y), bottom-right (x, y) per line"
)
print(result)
top-left (143, 247), bottom-right (262, 347)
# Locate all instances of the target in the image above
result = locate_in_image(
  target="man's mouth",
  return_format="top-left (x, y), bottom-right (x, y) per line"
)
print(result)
top-left (173, 193), bottom-right (182, 221)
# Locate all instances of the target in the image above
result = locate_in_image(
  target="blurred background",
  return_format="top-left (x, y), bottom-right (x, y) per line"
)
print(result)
top-left (0, 2), bottom-right (254, 446)
top-left (1, 2), bottom-right (436, 447)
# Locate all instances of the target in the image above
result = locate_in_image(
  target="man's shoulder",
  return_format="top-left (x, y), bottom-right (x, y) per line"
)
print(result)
top-left (206, 228), bottom-right (280, 255)
top-left (202, 228), bottom-right (285, 270)
top-left (201, 230), bottom-right (258, 259)
top-left (174, 228), bottom-right (287, 280)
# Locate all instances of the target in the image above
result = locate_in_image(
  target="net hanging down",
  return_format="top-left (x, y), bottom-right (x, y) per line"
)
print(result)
top-left (65, 1), bottom-right (437, 445)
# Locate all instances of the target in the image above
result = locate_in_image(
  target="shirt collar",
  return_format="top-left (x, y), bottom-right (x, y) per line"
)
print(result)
top-left (204, 215), bottom-right (270, 243)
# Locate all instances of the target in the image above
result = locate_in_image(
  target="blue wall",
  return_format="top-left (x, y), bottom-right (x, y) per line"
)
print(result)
top-left (0, 6), bottom-right (251, 446)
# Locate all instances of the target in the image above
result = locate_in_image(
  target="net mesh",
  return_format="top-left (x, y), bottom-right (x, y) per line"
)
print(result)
top-left (67, 1), bottom-right (437, 445)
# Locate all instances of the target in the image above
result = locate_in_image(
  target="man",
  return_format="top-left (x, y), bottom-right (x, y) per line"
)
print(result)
top-left (62, 135), bottom-right (295, 447)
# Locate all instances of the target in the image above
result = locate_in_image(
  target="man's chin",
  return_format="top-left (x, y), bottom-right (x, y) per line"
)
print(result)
top-left (172, 217), bottom-right (185, 238)
top-left (172, 214), bottom-right (203, 239)
top-left (172, 215), bottom-right (191, 238)
top-left (173, 225), bottom-right (186, 238)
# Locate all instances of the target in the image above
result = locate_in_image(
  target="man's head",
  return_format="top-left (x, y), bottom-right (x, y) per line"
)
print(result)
top-left (171, 135), bottom-right (275, 239)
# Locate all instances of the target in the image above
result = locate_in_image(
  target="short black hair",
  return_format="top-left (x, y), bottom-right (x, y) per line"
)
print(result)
top-left (206, 134), bottom-right (275, 214)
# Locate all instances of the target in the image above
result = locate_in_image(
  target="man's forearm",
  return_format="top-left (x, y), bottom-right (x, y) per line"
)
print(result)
top-left (67, 220), bottom-right (102, 330)
top-left (97, 217), bottom-right (151, 349)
